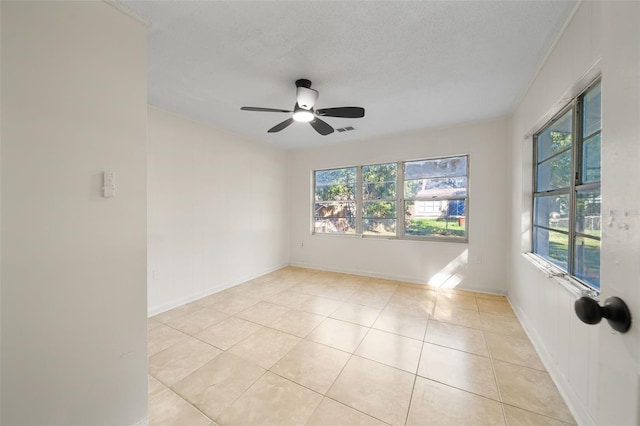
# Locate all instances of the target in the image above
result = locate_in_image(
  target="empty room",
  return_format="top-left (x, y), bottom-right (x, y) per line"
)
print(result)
top-left (1, 1), bottom-right (639, 425)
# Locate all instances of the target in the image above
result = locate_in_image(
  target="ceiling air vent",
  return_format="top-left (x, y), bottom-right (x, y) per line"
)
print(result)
top-left (336, 126), bottom-right (355, 133)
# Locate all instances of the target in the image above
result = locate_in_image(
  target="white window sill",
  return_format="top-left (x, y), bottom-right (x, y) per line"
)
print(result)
top-left (312, 232), bottom-right (468, 243)
top-left (521, 253), bottom-right (599, 300)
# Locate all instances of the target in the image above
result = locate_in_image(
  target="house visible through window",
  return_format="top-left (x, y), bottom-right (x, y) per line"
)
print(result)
top-left (533, 80), bottom-right (601, 290)
top-left (313, 155), bottom-right (469, 241)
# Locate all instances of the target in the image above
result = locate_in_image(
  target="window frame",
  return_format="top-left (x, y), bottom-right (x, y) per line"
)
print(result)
top-left (311, 154), bottom-right (469, 243)
top-left (532, 78), bottom-right (601, 291)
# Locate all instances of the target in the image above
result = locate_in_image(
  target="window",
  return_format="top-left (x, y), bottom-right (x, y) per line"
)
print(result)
top-left (404, 156), bottom-right (468, 240)
top-left (362, 163), bottom-right (397, 236)
top-left (314, 167), bottom-right (357, 234)
top-left (533, 80), bottom-right (601, 290)
top-left (313, 155), bottom-right (469, 241)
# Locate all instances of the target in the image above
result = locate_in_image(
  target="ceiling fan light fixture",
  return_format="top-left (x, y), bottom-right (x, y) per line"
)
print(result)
top-left (293, 108), bottom-right (315, 122)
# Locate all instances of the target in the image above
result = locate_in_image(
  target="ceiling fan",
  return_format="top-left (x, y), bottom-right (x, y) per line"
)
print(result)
top-left (240, 79), bottom-right (365, 136)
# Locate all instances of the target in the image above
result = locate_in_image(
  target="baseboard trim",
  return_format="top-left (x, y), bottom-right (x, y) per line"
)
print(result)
top-left (507, 297), bottom-right (596, 426)
top-left (148, 261), bottom-right (507, 316)
top-left (132, 416), bottom-right (148, 426)
top-left (147, 263), bottom-right (288, 317)
top-left (289, 261), bottom-right (506, 296)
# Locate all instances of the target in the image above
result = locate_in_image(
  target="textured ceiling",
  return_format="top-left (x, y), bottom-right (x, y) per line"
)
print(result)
top-left (117, 1), bottom-right (575, 149)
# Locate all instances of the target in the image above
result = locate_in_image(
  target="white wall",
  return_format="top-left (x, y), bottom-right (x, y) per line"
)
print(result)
top-left (507, 1), bottom-right (640, 425)
top-left (147, 107), bottom-right (289, 315)
top-left (1, 2), bottom-right (148, 424)
top-left (289, 118), bottom-right (509, 294)
top-left (0, 2), bottom-right (3, 420)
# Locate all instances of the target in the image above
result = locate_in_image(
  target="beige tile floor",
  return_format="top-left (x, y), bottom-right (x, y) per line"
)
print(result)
top-left (148, 267), bottom-right (576, 426)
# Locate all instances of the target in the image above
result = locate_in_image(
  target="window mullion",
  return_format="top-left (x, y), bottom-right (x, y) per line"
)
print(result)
top-left (533, 224), bottom-right (570, 235)
top-left (536, 146), bottom-right (573, 165)
top-left (311, 171), bottom-right (316, 234)
top-left (397, 161), bottom-right (404, 239)
top-left (575, 183), bottom-right (601, 192)
top-left (356, 166), bottom-right (363, 235)
top-left (568, 100), bottom-right (581, 277)
top-left (534, 188), bottom-right (571, 198)
top-left (575, 231), bottom-right (600, 241)
top-left (532, 134), bottom-right (539, 246)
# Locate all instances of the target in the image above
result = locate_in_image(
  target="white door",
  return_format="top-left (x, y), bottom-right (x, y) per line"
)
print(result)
top-left (597, 3), bottom-right (639, 424)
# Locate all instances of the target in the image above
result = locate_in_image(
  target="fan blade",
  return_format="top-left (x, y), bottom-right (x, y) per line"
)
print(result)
top-left (309, 118), bottom-right (334, 135)
top-left (268, 118), bottom-right (295, 133)
top-left (241, 106), bottom-right (292, 113)
top-left (316, 107), bottom-right (365, 118)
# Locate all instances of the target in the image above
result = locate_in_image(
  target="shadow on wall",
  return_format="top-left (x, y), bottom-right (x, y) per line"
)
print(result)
top-left (428, 249), bottom-right (468, 289)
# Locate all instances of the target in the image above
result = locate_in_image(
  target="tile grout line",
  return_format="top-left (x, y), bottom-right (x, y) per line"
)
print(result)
top-left (322, 395), bottom-right (393, 425)
top-left (402, 330), bottom-right (427, 425)
top-left (257, 370), bottom-right (383, 426)
top-left (150, 319), bottom-right (269, 422)
top-left (413, 375), bottom-right (504, 403)
top-left (319, 347), bottom-right (388, 424)
top-left (154, 386), bottom-right (215, 424)
top-left (210, 277), bottom-right (389, 424)
top-left (500, 402), bottom-right (576, 425)
top-left (484, 327), bottom-right (509, 425)
top-left (419, 295), bottom-right (507, 405)
top-left (313, 294), bottom-right (386, 422)
top-left (211, 369), bottom-right (271, 423)
top-left (189, 275), bottom-right (319, 421)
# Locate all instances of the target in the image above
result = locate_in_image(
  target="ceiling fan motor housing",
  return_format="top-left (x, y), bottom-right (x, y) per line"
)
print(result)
top-left (296, 86), bottom-right (318, 110)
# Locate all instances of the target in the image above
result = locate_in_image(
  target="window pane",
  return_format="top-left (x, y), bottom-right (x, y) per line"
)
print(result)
top-left (574, 236), bottom-right (600, 290)
top-left (405, 201), bottom-right (466, 238)
top-left (536, 150), bottom-right (572, 192)
top-left (364, 201), bottom-right (397, 236)
top-left (404, 177), bottom-right (467, 199)
top-left (534, 194), bottom-right (569, 230)
top-left (446, 199), bottom-right (466, 217)
top-left (582, 134), bottom-right (601, 183)
top-left (364, 201), bottom-right (396, 219)
top-left (363, 182), bottom-right (395, 200)
top-left (534, 227), bottom-right (568, 270)
top-left (576, 188), bottom-right (601, 237)
top-left (537, 110), bottom-right (572, 162)
top-left (404, 156), bottom-right (467, 180)
top-left (408, 199), bottom-right (444, 217)
top-left (583, 82), bottom-right (601, 137)
top-left (315, 202), bottom-right (356, 218)
top-left (315, 167), bottom-right (356, 186)
top-left (314, 218), bottom-right (356, 234)
top-left (363, 219), bottom-right (396, 236)
top-left (363, 163), bottom-right (396, 182)
top-left (363, 163), bottom-right (397, 201)
top-left (314, 202), bottom-right (356, 234)
top-left (315, 184), bottom-right (355, 202)
top-left (315, 167), bottom-right (356, 203)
